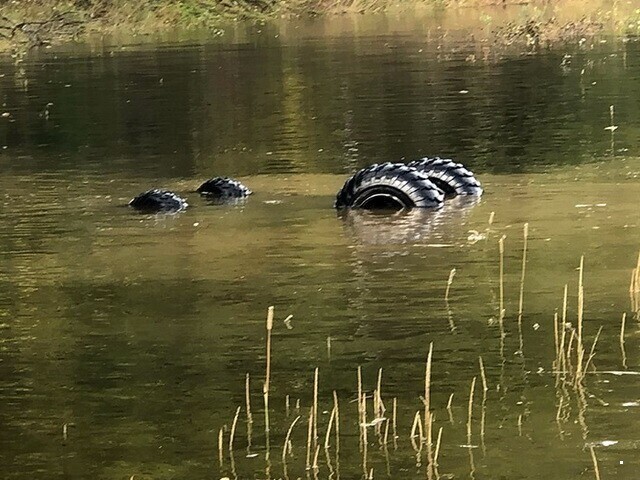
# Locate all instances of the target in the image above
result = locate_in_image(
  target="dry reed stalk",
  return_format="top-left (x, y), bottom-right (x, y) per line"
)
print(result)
top-left (229, 406), bottom-right (241, 451)
top-left (566, 330), bottom-right (576, 375)
top-left (424, 343), bottom-right (434, 439)
top-left (576, 257), bottom-right (585, 383)
top-left (589, 445), bottom-right (601, 480)
top-left (245, 374), bottom-right (253, 453)
top-left (560, 285), bottom-right (568, 374)
top-left (333, 390), bottom-right (340, 454)
top-left (447, 393), bottom-right (454, 424)
top-left (583, 326), bottom-right (604, 376)
top-left (375, 368), bottom-right (383, 434)
top-left (552, 311), bottom-right (560, 375)
top-left (262, 305), bottom-right (274, 463)
top-left (383, 418), bottom-right (390, 445)
top-left (392, 397), bottom-right (398, 448)
top-left (467, 377), bottom-right (477, 446)
top-left (362, 392), bottom-right (369, 476)
top-left (313, 367), bottom-right (319, 449)
top-left (556, 394), bottom-right (564, 423)
top-left (282, 415), bottom-right (301, 463)
top-left (499, 236), bottom-right (506, 320)
top-left (479, 357), bottom-right (488, 392)
top-left (357, 366), bottom-right (363, 414)
top-left (479, 366), bottom-right (487, 452)
top-left (218, 427), bottom-right (224, 466)
top-left (263, 306), bottom-right (274, 462)
top-left (305, 407), bottom-right (314, 470)
top-left (517, 414), bottom-right (523, 436)
top-left (433, 426), bottom-right (444, 466)
top-left (426, 411), bottom-right (435, 469)
top-left (265, 306), bottom-right (274, 394)
top-left (517, 224), bottom-right (529, 355)
top-left (245, 373), bottom-right (252, 422)
top-left (488, 211), bottom-right (495, 226)
top-left (620, 312), bottom-right (628, 368)
top-left (312, 444), bottom-right (320, 470)
top-left (324, 406), bottom-right (337, 449)
top-left (630, 251), bottom-right (640, 315)
top-left (517, 223), bottom-right (529, 317)
top-left (410, 411), bottom-right (423, 440)
top-left (445, 268), bottom-right (456, 304)
top-left (358, 366), bottom-right (364, 451)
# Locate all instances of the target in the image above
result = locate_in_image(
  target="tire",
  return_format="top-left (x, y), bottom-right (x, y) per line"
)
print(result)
top-left (129, 189), bottom-right (188, 212)
top-left (197, 177), bottom-right (252, 200)
top-left (335, 163), bottom-right (444, 210)
top-left (407, 157), bottom-right (483, 197)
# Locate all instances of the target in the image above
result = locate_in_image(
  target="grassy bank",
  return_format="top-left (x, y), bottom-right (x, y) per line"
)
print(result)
top-left (0, 0), bottom-right (639, 51)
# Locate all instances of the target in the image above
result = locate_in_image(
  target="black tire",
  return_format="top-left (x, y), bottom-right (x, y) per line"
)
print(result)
top-left (129, 189), bottom-right (188, 213)
top-left (407, 157), bottom-right (483, 197)
top-left (335, 163), bottom-right (444, 210)
top-left (197, 177), bottom-right (252, 200)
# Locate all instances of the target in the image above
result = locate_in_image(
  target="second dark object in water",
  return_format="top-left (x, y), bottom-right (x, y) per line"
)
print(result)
top-left (408, 157), bottom-right (483, 197)
top-left (129, 189), bottom-right (188, 213)
top-left (197, 177), bottom-right (252, 200)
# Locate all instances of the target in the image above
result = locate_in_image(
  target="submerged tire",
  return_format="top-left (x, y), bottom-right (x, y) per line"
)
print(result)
top-left (129, 189), bottom-right (188, 213)
top-left (197, 177), bottom-right (252, 200)
top-left (335, 163), bottom-right (444, 210)
top-left (407, 157), bottom-right (483, 197)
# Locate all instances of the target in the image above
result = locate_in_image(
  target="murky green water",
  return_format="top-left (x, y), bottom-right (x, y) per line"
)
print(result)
top-left (1, 12), bottom-right (640, 480)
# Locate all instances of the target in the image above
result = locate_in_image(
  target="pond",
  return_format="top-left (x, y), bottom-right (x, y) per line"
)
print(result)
top-left (0, 11), bottom-right (639, 480)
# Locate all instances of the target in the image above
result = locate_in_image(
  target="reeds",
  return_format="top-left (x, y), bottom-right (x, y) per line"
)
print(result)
top-left (498, 235), bottom-right (506, 321)
top-left (517, 223), bottom-right (529, 354)
top-left (551, 257), bottom-right (602, 386)
top-left (467, 377), bottom-right (477, 447)
top-left (589, 445), bottom-right (601, 480)
top-left (245, 373), bottom-right (253, 454)
top-left (212, 248), bottom-right (635, 479)
top-left (620, 312), bottom-right (627, 368)
top-left (305, 407), bottom-right (313, 470)
top-left (264, 306), bottom-right (274, 461)
top-left (424, 343), bottom-right (433, 442)
top-left (445, 268), bottom-right (456, 304)
top-left (229, 406), bottom-right (241, 451)
top-left (313, 367), bottom-right (319, 451)
top-left (630, 251), bottom-right (640, 316)
top-left (576, 257), bottom-right (585, 383)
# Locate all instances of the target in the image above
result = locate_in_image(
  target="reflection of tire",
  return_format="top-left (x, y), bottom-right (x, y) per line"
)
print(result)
top-left (408, 158), bottom-right (483, 197)
top-left (335, 163), bottom-right (444, 210)
top-left (129, 189), bottom-right (188, 213)
top-left (197, 177), bottom-right (252, 200)
top-left (340, 195), bottom-right (479, 246)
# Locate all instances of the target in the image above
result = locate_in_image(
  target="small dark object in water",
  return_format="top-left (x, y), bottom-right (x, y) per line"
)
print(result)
top-left (408, 157), bottom-right (483, 197)
top-left (197, 177), bottom-right (252, 200)
top-left (335, 163), bottom-right (444, 211)
top-left (129, 189), bottom-right (188, 213)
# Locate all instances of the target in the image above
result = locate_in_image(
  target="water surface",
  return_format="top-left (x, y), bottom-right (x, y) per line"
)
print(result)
top-left (1, 13), bottom-right (640, 480)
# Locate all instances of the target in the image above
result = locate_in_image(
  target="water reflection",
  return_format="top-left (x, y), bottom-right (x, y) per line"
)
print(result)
top-left (340, 196), bottom-right (480, 246)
